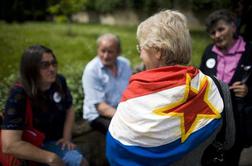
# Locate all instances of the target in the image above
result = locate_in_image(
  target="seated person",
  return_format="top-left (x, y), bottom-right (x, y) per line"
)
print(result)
top-left (106, 10), bottom-right (235, 166)
top-left (1, 45), bottom-right (88, 166)
top-left (82, 33), bottom-right (132, 134)
top-left (199, 9), bottom-right (252, 166)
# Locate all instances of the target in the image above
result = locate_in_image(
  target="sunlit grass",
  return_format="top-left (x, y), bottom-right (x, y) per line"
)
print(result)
top-left (0, 21), bottom-right (210, 78)
top-left (0, 21), bottom-right (211, 115)
top-left (0, 21), bottom-right (139, 79)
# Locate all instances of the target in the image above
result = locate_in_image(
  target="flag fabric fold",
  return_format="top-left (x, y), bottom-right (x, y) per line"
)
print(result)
top-left (106, 65), bottom-right (224, 166)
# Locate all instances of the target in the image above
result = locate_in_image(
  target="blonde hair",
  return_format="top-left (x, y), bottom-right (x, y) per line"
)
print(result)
top-left (137, 10), bottom-right (192, 65)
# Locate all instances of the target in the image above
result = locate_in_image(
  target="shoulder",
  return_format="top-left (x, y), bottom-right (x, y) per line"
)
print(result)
top-left (117, 56), bottom-right (131, 67)
top-left (84, 57), bottom-right (101, 73)
top-left (9, 84), bottom-right (27, 100)
top-left (55, 74), bottom-right (70, 90)
top-left (84, 59), bottom-right (101, 78)
top-left (86, 57), bottom-right (100, 68)
top-left (5, 84), bottom-right (27, 113)
top-left (56, 74), bottom-right (66, 84)
top-left (203, 44), bottom-right (215, 54)
top-left (3, 84), bottom-right (27, 130)
top-left (201, 44), bottom-right (217, 65)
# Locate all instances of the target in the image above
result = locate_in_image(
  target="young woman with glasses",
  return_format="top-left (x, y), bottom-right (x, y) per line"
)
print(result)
top-left (1, 45), bottom-right (88, 166)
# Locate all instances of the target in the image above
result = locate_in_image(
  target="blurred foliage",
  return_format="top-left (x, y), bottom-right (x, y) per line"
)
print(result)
top-left (63, 64), bottom-right (84, 120)
top-left (1, 0), bottom-right (233, 23)
top-left (190, 30), bottom-right (211, 65)
top-left (132, 0), bottom-right (173, 16)
top-left (0, 0), bottom-right (49, 22)
top-left (84, 0), bottom-right (173, 15)
top-left (0, 22), bottom-right (210, 119)
top-left (54, 15), bottom-right (68, 23)
top-left (192, 0), bottom-right (231, 12)
top-left (0, 74), bottom-right (17, 112)
top-left (0, 22), bottom-right (138, 119)
top-left (48, 0), bottom-right (87, 18)
top-left (48, 0), bottom-right (88, 34)
top-left (85, 0), bottom-right (125, 13)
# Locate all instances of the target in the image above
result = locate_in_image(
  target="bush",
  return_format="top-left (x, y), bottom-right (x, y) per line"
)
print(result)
top-left (0, 73), bottom-right (17, 112)
top-left (54, 15), bottom-right (68, 23)
top-left (0, 71), bottom-right (85, 120)
top-left (63, 64), bottom-right (85, 120)
top-left (192, 0), bottom-right (231, 12)
top-left (0, 22), bottom-right (212, 121)
top-left (0, 22), bottom-right (138, 119)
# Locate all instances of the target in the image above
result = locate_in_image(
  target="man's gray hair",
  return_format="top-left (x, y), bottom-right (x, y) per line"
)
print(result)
top-left (97, 33), bottom-right (121, 52)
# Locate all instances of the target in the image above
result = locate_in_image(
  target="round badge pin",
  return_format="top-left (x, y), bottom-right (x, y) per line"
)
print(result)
top-left (206, 58), bottom-right (216, 69)
top-left (53, 92), bottom-right (62, 103)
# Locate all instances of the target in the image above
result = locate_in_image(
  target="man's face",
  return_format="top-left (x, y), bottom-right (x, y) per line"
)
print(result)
top-left (97, 39), bottom-right (119, 67)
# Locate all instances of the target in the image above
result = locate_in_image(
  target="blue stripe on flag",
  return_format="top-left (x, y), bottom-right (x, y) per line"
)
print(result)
top-left (106, 119), bottom-right (222, 166)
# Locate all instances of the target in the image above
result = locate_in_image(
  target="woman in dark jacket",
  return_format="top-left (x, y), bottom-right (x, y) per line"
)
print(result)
top-left (200, 9), bottom-right (252, 166)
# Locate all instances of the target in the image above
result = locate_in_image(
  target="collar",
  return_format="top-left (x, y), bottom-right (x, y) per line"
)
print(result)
top-left (212, 36), bottom-right (246, 56)
top-left (97, 56), bottom-right (119, 74)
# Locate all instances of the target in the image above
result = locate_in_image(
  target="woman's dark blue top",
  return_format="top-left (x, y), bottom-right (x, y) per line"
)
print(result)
top-left (2, 75), bottom-right (72, 141)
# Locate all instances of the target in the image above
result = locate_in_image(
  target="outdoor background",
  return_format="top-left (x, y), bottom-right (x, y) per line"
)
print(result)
top-left (0, 0), bottom-right (235, 118)
top-left (2, 1), bottom-right (252, 165)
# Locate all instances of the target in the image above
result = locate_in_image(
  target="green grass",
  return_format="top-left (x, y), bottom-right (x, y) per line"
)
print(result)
top-left (0, 22), bottom-right (210, 77)
top-left (191, 30), bottom-right (211, 66)
top-left (0, 21), bottom-right (211, 116)
top-left (0, 21), bottom-right (139, 78)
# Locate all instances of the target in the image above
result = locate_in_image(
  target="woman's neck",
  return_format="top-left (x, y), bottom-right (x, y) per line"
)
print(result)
top-left (39, 83), bottom-right (51, 91)
top-left (220, 38), bottom-right (236, 53)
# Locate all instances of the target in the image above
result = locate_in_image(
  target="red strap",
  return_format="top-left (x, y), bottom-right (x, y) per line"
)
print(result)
top-left (25, 97), bottom-right (33, 128)
top-left (15, 83), bottom-right (33, 128)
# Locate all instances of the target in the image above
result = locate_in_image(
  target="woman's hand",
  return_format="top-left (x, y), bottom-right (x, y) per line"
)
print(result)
top-left (229, 81), bottom-right (248, 97)
top-left (47, 153), bottom-right (65, 166)
top-left (56, 138), bottom-right (76, 150)
top-left (1, 130), bottom-right (66, 166)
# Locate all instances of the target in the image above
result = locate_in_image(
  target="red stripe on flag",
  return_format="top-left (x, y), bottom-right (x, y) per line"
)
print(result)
top-left (121, 66), bottom-right (199, 101)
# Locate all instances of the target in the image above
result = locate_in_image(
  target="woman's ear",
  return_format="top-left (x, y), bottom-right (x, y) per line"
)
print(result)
top-left (155, 50), bottom-right (162, 60)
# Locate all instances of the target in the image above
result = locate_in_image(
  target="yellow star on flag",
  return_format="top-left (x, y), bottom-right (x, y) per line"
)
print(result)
top-left (153, 74), bottom-right (221, 142)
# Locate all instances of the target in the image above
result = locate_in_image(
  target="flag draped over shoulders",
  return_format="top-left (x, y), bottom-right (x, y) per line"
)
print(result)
top-left (106, 65), bottom-right (224, 166)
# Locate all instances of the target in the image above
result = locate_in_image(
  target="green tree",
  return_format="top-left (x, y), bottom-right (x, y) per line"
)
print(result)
top-left (192, 0), bottom-right (231, 12)
top-left (85, 0), bottom-right (128, 13)
top-left (48, 0), bottom-right (87, 35)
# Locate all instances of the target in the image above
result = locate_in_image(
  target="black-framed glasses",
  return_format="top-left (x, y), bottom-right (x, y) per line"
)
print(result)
top-left (39, 60), bottom-right (57, 69)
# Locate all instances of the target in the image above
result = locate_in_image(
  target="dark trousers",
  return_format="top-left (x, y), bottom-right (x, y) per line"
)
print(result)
top-left (90, 116), bottom-right (111, 135)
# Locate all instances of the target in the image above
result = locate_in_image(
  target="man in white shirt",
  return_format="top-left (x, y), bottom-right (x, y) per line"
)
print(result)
top-left (82, 33), bottom-right (132, 134)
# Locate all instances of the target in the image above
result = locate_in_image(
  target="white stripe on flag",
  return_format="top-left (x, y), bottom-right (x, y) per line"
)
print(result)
top-left (109, 72), bottom-right (223, 147)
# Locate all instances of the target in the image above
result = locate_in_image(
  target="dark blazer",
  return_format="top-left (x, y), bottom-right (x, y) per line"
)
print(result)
top-left (199, 41), bottom-right (252, 101)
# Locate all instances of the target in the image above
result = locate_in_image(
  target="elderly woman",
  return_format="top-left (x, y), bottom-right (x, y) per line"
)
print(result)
top-left (1, 45), bottom-right (88, 166)
top-left (200, 9), bottom-right (252, 166)
top-left (106, 10), bottom-right (234, 166)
